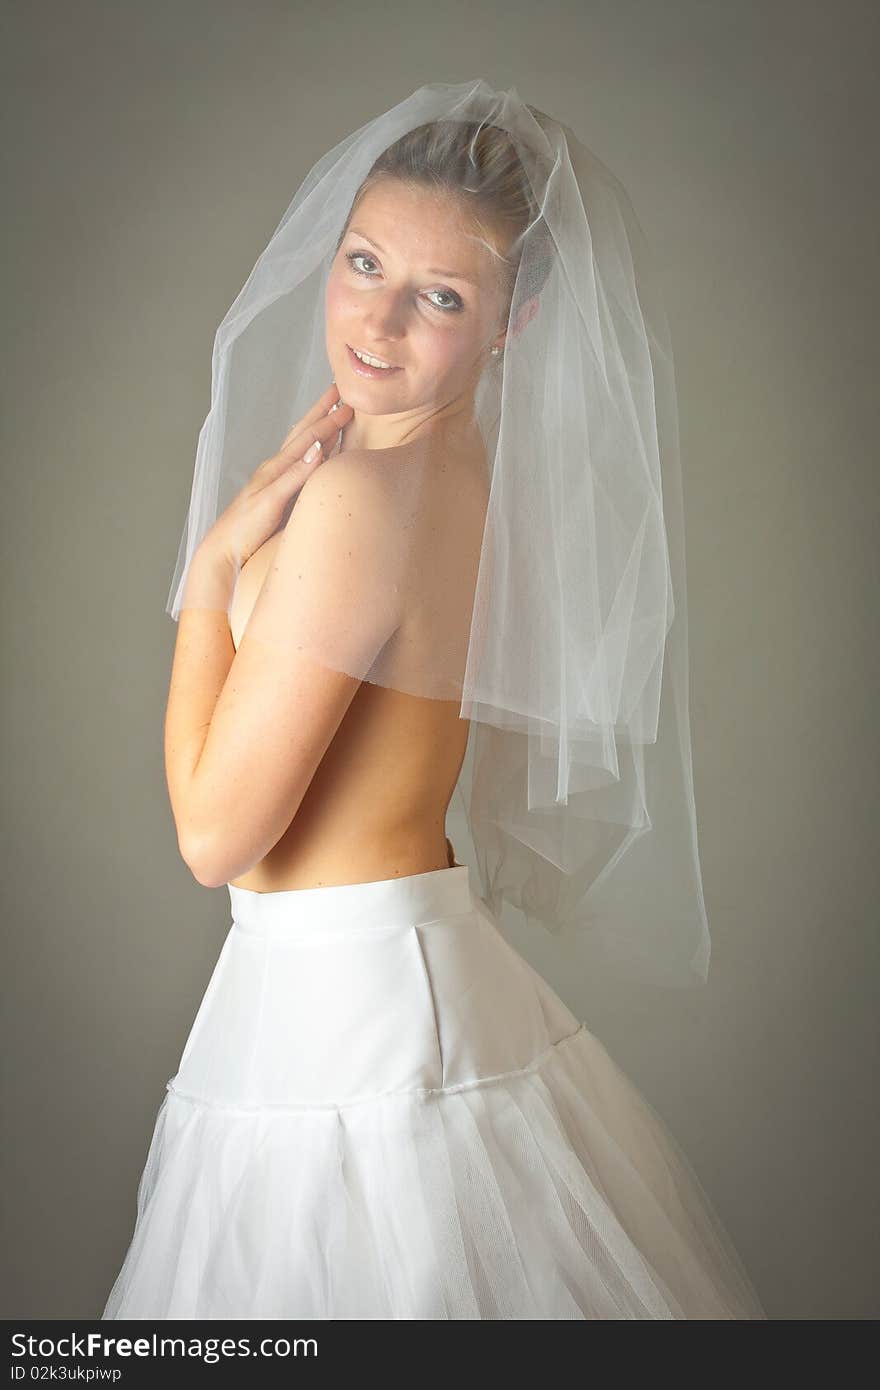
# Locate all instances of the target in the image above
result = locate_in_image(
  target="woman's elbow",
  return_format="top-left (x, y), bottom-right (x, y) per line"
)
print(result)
top-left (179, 823), bottom-right (280, 890)
top-left (178, 831), bottom-right (230, 889)
top-left (176, 787), bottom-right (306, 888)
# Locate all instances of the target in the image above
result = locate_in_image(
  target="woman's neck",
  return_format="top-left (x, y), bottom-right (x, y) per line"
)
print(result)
top-left (335, 395), bottom-right (479, 456)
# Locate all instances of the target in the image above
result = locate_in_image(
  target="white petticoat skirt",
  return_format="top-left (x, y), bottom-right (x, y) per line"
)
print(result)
top-left (102, 865), bottom-right (765, 1319)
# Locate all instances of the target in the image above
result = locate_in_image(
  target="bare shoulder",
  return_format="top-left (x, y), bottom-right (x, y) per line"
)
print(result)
top-left (292, 446), bottom-right (388, 510)
top-left (288, 437), bottom-right (489, 547)
top-left (290, 445), bottom-right (411, 532)
top-left (280, 448), bottom-right (398, 553)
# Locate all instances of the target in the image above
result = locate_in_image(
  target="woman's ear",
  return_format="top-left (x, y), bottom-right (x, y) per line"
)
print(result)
top-left (493, 293), bottom-right (540, 352)
top-left (513, 293), bottom-right (540, 337)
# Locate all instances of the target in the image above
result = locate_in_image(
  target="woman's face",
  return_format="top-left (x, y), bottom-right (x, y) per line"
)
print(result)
top-left (325, 180), bottom-right (507, 421)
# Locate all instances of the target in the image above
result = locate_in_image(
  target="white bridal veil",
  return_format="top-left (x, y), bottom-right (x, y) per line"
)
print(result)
top-left (168, 79), bottom-right (711, 989)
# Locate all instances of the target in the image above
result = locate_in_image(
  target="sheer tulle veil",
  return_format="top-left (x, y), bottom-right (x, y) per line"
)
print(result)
top-left (167, 79), bottom-right (711, 989)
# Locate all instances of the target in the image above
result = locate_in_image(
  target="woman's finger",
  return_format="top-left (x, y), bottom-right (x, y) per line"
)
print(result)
top-left (278, 382), bottom-right (343, 453)
top-left (287, 402), bottom-right (354, 466)
top-left (258, 401), bottom-right (354, 488)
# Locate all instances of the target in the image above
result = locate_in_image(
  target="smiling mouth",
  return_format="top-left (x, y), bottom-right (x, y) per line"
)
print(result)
top-left (347, 343), bottom-right (401, 371)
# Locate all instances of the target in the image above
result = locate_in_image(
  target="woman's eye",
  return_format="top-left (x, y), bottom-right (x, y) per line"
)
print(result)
top-left (346, 251), bottom-right (379, 276)
top-left (427, 289), bottom-right (461, 311)
top-left (344, 250), bottom-right (463, 312)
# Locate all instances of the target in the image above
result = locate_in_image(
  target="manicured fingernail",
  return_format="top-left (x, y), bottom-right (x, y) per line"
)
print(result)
top-left (304, 441), bottom-right (321, 463)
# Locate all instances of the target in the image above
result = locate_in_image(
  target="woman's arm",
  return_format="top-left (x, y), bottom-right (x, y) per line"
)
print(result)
top-left (164, 454), bottom-right (402, 888)
top-left (163, 546), bottom-right (238, 876)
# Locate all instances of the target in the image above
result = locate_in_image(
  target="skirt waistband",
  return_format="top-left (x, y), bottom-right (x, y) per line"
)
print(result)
top-left (227, 863), bottom-right (475, 939)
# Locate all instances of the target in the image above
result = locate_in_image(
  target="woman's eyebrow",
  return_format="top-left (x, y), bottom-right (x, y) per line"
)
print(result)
top-left (347, 227), bottom-right (480, 286)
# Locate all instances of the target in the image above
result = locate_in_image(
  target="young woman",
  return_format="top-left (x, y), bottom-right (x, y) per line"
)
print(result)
top-left (103, 82), bottom-right (766, 1319)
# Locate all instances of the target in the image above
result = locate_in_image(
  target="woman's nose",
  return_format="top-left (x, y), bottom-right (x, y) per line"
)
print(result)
top-left (361, 290), bottom-right (409, 337)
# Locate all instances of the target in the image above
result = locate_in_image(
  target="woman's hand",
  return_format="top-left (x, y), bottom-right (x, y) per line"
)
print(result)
top-left (198, 383), bottom-right (354, 574)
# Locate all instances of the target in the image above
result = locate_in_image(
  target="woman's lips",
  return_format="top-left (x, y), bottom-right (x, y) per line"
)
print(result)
top-left (346, 344), bottom-right (402, 379)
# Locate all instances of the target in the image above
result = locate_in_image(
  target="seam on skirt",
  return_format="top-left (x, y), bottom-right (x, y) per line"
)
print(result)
top-left (411, 921), bottom-right (446, 1088)
top-left (163, 1022), bottom-right (588, 1116)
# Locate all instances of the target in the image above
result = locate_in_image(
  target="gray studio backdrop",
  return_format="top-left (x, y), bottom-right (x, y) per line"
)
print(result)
top-left (3, 0), bottom-right (877, 1320)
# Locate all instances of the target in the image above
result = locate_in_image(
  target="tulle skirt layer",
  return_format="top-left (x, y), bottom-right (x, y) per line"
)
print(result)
top-left (102, 865), bottom-right (765, 1319)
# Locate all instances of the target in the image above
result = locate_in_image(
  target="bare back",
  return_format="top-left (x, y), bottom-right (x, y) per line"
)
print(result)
top-left (227, 434), bottom-right (489, 891)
